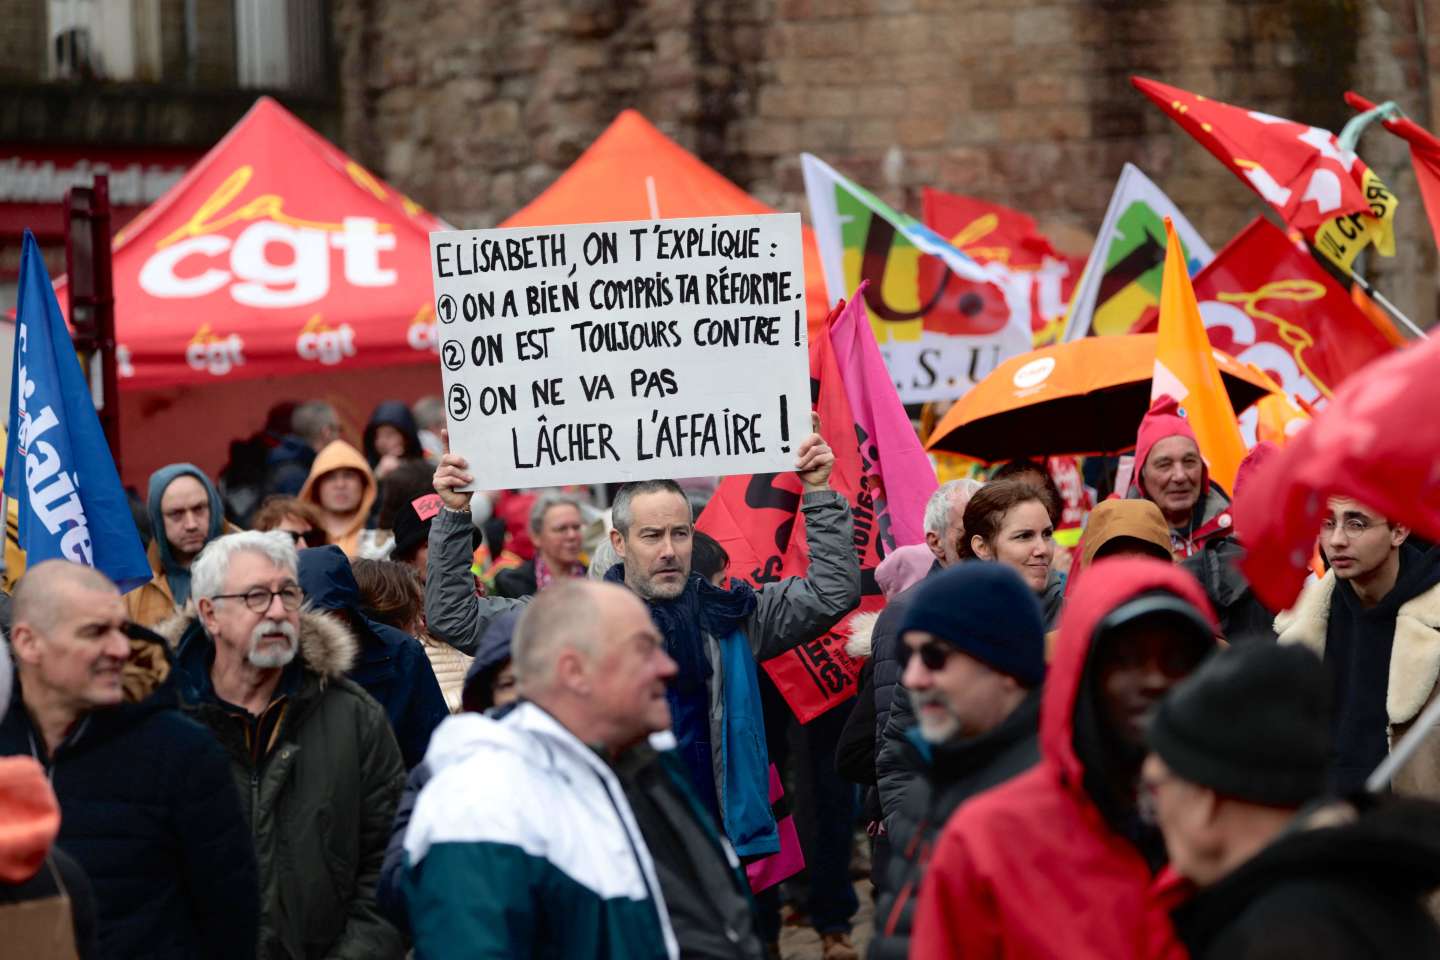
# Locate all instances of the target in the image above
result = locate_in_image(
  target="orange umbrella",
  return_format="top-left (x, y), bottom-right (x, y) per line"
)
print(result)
top-left (926, 334), bottom-right (1276, 462)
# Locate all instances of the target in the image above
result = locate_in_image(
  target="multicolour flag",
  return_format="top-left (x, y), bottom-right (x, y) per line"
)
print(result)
top-left (1061, 163), bottom-right (1214, 340)
top-left (1134, 77), bottom-right (1398, 272)
top-left (801, 154), bottom-right (1032, 403)
top-left (922, 189), bottom-right (1086, 346)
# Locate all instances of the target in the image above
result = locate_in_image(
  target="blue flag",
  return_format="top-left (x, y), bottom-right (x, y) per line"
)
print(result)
top-left (4, 230), bottom-right (150, 592)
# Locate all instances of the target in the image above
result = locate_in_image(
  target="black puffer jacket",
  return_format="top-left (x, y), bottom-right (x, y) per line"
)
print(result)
top-left (1182, 536), bottom-right (1275, 642)
top-left (1172, 796), bottom-right (1440, 959)
top-left (869, 689), bottom-right (1041, 960)
top-left (0, 631), bottom-right (258, 960)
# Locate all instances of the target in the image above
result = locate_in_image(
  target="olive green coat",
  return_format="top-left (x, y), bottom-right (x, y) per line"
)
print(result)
top-left (161, 610), bottom-right (406, 960)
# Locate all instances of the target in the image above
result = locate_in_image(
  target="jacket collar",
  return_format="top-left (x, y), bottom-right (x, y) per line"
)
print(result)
top-left (1276, 572), bottom-right (1440, 727)
top-left (156, 608), bottom-right (359, 682)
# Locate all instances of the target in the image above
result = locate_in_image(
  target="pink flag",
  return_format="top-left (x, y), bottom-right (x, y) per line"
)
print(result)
top-left (746, 765), bottom-right (805, 893)
top-left (828, 279), bottom-right (938, 546)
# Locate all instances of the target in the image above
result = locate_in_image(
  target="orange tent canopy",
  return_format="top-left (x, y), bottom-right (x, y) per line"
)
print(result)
top-left (502, 110), bottom-right (830, 332)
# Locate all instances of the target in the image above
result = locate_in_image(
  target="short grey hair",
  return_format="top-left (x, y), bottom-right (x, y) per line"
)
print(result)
top-left (291, 401), bottom-right (339, 448)
top-left (511, 580), bottom-right (602, 690)
top-left (529, 491), bottom-right (585, 535)
top-left (191, 531), bottom-right (299, 602)
top-left (923, 479), bottom-right (984, 536)
top-left (412, 395), bottom-right (445, 431)
top-left (587, 536), bottom-right (619, 581)
top-left (611, 479), bottom-right (689, 537)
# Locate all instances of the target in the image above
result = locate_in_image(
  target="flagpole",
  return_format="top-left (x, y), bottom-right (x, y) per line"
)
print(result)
top-left (1367, 685), bottom-right (1440, 791)
top-left (1341, 265), bottom-right (1430, 340)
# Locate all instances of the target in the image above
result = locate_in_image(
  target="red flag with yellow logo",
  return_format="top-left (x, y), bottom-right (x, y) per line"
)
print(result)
top-left (1133, 77), bottom-right (1398, 272)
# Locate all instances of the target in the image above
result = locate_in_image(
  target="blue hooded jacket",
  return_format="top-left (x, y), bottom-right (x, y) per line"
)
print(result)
top-left (146, 463), bottom-right (225, 607)
top-left (296, 546), bottom-right (448, 769)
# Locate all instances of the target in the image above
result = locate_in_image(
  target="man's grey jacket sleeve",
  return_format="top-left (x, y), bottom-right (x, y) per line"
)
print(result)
top-left (423, 508), bottom-right (527, 656)
top-left (748, 489), bottom-right (862, 661)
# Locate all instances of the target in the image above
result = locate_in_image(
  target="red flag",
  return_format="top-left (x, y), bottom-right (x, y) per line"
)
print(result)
top-left (1347, 90), bottom-right (1440, 261)
top-left (1237, 334), bottom-right (1433, 611)
top-left (1188, 218), bottom-right (1394, 404)
top-left (921, 189), bottom-right (1084, 344)
top-left (697, 302), bottom-right (886, 722)
top-left (1133, 77), bottom-right (1398, 271)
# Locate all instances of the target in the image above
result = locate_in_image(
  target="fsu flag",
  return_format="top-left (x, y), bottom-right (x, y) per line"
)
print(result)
top-left (801, 153), bottom-right (1031, 403)
top-left (1347, 91), bottom-right (1440, 261)
top-left (698, 295), bottom-right (931, 721)
top-left (922, 189), bottom-right (1085, 346)
top-left (1133, 77), bottom-right (1398, 272)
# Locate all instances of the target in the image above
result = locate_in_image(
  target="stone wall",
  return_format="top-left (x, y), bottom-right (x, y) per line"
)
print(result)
top-left (332, 0), bottom-right (1439, 323)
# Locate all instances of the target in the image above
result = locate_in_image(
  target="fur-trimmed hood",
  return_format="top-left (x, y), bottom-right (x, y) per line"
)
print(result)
top-left (844, 610), bottom-right (880, 659)
top-left (155, 608), bottom-right (359, 681)
top-left (1276, 570), bottom-right (1440, 731)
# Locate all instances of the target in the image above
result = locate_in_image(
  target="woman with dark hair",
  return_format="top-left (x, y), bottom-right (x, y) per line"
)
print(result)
top-left (960, 477), bottom-right (1064, 627)
top-left (691, 530), bottom-right (730, 587)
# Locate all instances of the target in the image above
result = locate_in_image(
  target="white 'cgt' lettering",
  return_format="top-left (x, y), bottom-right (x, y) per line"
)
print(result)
top-left (139, 217), bottom-right (396, 308)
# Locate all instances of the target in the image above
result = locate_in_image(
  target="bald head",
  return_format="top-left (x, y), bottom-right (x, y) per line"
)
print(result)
top-left (512, 579), bottom-right (677, 753)
top-left (14, 561), bottom-right (118, 634)
top-left (512, 580), bottom-right (610, 692)
top-left (10, 560), bottom-right (129, 718)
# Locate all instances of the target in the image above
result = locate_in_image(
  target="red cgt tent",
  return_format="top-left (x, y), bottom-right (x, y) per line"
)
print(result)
top-left (53, 97), bottom-right (445, 489)
top-left (502, 109), bottom-right (831, 333)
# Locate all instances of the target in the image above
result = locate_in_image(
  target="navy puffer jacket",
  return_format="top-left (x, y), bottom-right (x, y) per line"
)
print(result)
top-left (0, 629), bottom-right (258, 959)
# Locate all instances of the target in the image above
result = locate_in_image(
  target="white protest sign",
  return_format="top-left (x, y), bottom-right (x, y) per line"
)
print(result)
top-left (430, 213), bottom-right (812, 489)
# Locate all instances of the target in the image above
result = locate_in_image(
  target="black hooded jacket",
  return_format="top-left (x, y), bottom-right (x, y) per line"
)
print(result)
top-left (1326, 543), bottom-right (1440, 793)
top-left (362, 401), bottom-right (424, 468)
top-left (869, 688), bottom-right (1040, 960)
top-left (1172, 796), bottom-right (1440, 959)
top-left (298, 545), bottom-right (448, 769)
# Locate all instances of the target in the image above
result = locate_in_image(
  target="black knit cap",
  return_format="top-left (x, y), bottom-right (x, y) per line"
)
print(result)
top-left (1147, 642), bottom-right (1332, 807)
top-left (899, 562), bottom-right (1046, 687)
top-left (391, 493), bottom-right (443, 561)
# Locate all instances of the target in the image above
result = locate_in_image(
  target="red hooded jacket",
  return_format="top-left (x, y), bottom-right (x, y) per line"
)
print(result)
top-left (1127, 396), bottom-right (1233, 558)
top-left (910, 558), bottom-right (1218, 960)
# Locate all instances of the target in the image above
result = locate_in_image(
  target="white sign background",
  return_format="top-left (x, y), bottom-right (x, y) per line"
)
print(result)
top-left (430, 213), bottom-right (811, 489)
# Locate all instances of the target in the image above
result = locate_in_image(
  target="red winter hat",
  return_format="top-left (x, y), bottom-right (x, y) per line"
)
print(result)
top-left (1131, 395), bottom-right (1207, 500)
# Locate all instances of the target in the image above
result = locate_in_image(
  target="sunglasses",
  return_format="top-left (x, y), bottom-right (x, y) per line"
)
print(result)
top-left (283, 528), bottom-right (327, 548)
top-left (898, 640), bottom-right (955, 672)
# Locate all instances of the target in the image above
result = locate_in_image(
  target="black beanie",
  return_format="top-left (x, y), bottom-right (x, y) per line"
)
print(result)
top-left (1147, 642), bottom-right (1331, 807)
top-left (392, 493), bottom-right (443, 560)
top-left (899, 562), bottom-right (1046, 687)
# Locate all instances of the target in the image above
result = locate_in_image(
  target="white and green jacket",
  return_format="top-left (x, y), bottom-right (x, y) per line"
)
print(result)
top-left (402, 703), bottom-right (679, 959)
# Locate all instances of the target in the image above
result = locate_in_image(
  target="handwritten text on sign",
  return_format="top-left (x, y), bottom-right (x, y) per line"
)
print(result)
top-left (430, 214), bottom-right (811, 488)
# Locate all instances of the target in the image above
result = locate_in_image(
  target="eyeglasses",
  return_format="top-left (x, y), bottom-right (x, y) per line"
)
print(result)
top-left (212, 585), bottom-right (304, 614)
top-left (1319, 517), bottom-right (1377, 538)
top-left (898, 640), bottom-right (955, 672)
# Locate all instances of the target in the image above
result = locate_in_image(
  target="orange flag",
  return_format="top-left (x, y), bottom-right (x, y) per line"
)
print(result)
top-left (1152, 217), bottom-right (1248, 493)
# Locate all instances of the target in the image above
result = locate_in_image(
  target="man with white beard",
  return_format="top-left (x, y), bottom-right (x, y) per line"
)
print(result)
top-left (867, 563), bottom-right (1046, 960)
top-left (164, 530), bottom-right (406, 960)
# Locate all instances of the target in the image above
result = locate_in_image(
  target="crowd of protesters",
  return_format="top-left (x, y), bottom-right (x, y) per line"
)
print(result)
top-left (2, 389), bottom-right (1440, 960)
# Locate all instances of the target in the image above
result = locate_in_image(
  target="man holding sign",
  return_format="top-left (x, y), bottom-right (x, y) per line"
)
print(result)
top-left (426, 419), bottom-right (859, 863)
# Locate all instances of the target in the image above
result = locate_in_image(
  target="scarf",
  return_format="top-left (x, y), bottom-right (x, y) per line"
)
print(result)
top-left (604, 564), bottom-right (758, 695)
top-left (535, 553), bottom-right (585, 591)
